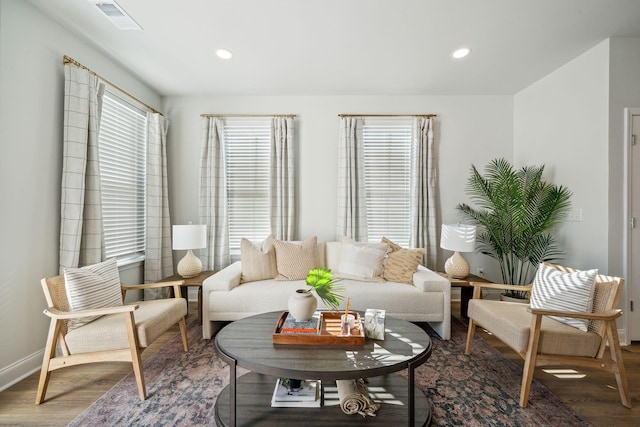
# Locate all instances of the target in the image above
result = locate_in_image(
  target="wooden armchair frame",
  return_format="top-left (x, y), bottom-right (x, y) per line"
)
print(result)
top-left (36, 276), bottom-right (189, 404)
top-left (465, 272), bottom-right (631, 409)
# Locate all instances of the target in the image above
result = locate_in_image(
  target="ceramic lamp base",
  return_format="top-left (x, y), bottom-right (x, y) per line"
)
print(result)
top-left (444, 251), bottom-right (470, 279)
top-left (177, 249), bottom-right (202, 278)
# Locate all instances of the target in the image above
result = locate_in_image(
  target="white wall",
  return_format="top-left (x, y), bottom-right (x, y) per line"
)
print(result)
top-left (514, 37), bottom-right (640, 341)
top-left (163, 94), bottom-right (513, 278)
top-left (514, 40), bottom-right (610, 271)
top-left (0, 0), bottom-right (161, 390)
top-left (608, 37), bottom-right (640, 337)
top-left (608, 37), bottom-right (640, 271)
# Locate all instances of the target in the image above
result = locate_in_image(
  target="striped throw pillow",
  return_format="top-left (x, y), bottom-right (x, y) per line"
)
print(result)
top-left (240, 235), bottom-right (278, 282)
top-left (64, 258), bottom-right (123, 331)
top-left (530, 263), bottom-right (598, 332)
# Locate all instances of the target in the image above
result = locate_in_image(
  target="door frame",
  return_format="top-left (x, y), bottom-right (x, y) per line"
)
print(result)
top-left (623, 107), bottom-right (640, 343)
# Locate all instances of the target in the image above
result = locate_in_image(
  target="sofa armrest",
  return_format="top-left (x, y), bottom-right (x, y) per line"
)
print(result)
top-left (204, 261), bottom-right (242, 292)
top-left (413, 265), bottom-right (450, 292)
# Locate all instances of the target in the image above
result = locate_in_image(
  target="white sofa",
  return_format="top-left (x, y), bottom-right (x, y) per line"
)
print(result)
top-left (202, 240), bottom-right (451, 340)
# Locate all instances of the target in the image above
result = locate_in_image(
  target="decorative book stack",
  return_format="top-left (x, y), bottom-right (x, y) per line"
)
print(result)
top-left (270, 378), bottom-right (322, 407)
top-left (279, 311), bottom-right (321, 334)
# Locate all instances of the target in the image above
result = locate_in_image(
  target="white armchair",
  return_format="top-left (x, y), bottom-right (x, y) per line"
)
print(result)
top-left (36, 267), bottom-right (189, 404)
top-left (465, 263), bottom-right (630, 408)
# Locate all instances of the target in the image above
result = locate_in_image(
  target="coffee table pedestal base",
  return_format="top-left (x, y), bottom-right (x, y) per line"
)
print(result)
top-left (215, 372), bottom-right (431, 427)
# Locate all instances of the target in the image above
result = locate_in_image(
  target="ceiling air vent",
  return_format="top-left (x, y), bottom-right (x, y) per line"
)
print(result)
top-left (89, 1), bottom-right (142, 30)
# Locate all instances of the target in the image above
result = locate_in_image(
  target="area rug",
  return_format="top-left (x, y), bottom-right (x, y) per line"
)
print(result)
top-left (68, 318), bottom-right (591, 427)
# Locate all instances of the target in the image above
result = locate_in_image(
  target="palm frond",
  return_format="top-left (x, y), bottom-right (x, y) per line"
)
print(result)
top-left (456, 158), bottom-right (572, 288)
top-left (306, 267), bottom-right (344, 311)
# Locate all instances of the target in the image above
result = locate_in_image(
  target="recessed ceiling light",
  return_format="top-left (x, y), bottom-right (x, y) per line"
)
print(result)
top-left (452, 47), bottom-right (471, 59)
top-left (216, 49), bottom-right (234, 60)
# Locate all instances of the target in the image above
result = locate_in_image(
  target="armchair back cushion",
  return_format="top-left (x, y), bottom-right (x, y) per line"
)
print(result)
top-left (63, 258), bottom-right (123, 330)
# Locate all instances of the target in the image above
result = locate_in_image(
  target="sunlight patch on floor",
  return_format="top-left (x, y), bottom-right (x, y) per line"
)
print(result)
top-left (542, 368), bottom-right (586, 379)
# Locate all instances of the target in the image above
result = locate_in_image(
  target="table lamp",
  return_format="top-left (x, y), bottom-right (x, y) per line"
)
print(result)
top-left (440, 224), bottom-right (476, 279)
top-left (173, 223), bottom-right (207, 278)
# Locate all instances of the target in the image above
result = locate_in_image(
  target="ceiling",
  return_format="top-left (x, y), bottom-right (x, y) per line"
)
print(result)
top-left (28, 0), bottom-right (640, 97)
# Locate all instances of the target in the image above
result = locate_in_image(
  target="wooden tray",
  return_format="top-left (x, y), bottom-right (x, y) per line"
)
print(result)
top-left (272, 311), bottom-right (365, 346)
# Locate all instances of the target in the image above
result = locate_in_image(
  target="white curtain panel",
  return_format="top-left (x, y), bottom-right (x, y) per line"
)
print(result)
top-left (336, 117), bottom-right (368, 241)
top-left (144, 112), bottom-right (173, 299)
top-left (410, 117), bottom-right (438, 269)
top-left (59, 64), bottom-right (106, 272)
top-left (199, 117), bottom-right (230, 271)
top-left (270, 116), bottom-right (295, 240)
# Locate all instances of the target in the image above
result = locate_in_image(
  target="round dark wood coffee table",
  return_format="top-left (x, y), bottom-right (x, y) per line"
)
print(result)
top-left (214, 311), bottom-right (433, 426)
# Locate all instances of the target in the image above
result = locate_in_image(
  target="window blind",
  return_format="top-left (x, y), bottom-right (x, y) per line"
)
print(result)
top-left (224, 117), bottom-right (272, 259)
top-left (363, 117), bottom-right (412, 247)
top-left (98, 89), bottom-right (147, 261)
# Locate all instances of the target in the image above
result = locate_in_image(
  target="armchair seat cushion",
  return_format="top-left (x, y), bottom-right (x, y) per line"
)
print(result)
top-left (65, 298), bottom-right (187, 353)
top-left (468, 299), bottom-right (601, 357)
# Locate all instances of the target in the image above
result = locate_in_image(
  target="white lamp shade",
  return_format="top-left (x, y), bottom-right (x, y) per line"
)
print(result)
top-left (440, 224), bottom-right (476, 253)
top-left (172, 224), bottom-right (207, 250)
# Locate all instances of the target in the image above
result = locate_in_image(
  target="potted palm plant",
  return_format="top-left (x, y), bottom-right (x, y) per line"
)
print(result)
top-left (456, 158), bottom-right (572, 299)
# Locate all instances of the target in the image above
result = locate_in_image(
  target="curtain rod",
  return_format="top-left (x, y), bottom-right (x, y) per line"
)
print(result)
top-left (200, 114), bottom-right (296, 118)
top-left (63, 55), bottom-right (163, 116)
top-left (338, 114), bottom-right (437, 118)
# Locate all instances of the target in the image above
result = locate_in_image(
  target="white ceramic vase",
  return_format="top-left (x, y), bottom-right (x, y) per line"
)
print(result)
top-left (288, 289), bottom-right (318, 321)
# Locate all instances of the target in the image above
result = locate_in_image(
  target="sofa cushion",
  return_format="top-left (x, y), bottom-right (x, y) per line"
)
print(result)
top-left (337, 237), bottom-right (388, 281)
top-left (381, 237), bottom-right (425, 284)
top-left (274, 236), bottom-right (319, 280)
top-left (65, 298), bottom-right (187, 352)
top-left (63, 258), bottom-right (123, 331)
top-left (324, 241), bottom-right (342, 271)
top-left (468, 299), bottom-right (601, 356)
top-left (240, 235), bottom-right (277, 283)
top-left (530, 263), bottom-right (597, 332)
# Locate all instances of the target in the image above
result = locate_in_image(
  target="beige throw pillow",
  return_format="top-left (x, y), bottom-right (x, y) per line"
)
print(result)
top-left (381, 237), bottom-right (426, 284)
top-left (63, 258), bottom-right (123, 331)
top-left (240, 235), bottom-right (278, 283)
top-left (273, 236), bottom-right (319, 280)
top-left (337, 237), bottom-right (388, 281)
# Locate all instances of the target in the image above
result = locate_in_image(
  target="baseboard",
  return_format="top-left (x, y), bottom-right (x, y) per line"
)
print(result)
top-left (0, 349), bottom-right (43, 392)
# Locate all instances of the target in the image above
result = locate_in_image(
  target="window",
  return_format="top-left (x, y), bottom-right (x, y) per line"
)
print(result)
top-left (224, 117), bottom-right (272, 260)
top-left (362, 117), bottom-right (412, 247)
top-left (97, 89), bottom-right (147, 262)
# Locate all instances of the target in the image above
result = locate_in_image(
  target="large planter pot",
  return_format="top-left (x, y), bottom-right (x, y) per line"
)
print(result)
top-left (288, 289), bottom-right (318, 321)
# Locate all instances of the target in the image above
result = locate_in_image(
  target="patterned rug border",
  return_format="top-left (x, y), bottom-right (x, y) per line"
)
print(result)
top-left (68, 317), bottom-right (592, 427)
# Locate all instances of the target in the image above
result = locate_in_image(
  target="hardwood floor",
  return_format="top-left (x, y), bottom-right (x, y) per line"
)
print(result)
top-left (0, 302), bottom-right (638, 426)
